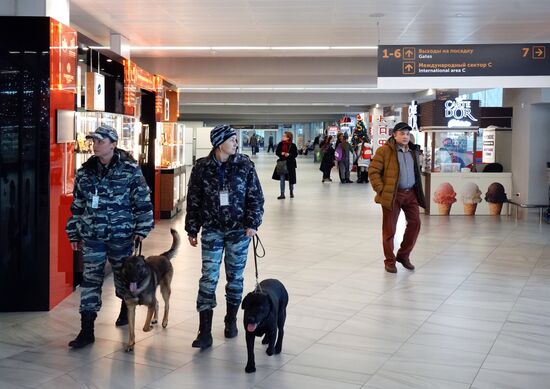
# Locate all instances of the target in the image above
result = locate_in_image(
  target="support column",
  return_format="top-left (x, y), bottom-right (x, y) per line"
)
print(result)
top-left (2, 0), bottom-right (70, 25)
top-left (111, 34), bottom-right (131, 59)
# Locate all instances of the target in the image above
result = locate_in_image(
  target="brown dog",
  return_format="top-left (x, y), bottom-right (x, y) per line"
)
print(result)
top-left (121, 228), bottom-right (180, 352)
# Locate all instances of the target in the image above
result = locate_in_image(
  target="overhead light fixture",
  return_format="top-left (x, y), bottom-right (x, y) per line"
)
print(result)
top-left (78, 59), bottom-right (84, 62)
top-left (456, 13), bottom-right (463, 17)
top-left (106, 58), bottom-right (112, 62)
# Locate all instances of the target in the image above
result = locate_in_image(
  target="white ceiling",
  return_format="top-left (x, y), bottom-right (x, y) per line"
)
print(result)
top-left (70, 0), bottom-right (550, 57)
top-left (68, 0), bottom-right (550, 120)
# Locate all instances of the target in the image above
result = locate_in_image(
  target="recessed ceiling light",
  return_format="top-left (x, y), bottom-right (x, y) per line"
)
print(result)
top-left (106, 58), bottom-right (112, 62)
top-left (456, 13), bottom-right (463, 17)
top-left (78, 59), bottom-right (84, 62)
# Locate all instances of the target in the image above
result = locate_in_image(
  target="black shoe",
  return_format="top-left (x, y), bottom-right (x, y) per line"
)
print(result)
top-left (346, 180), bottom-right (354, 183)
top-left (224, 303), bottom-right (239, 339)
top-left (328, 178), bottom-right (333, 182)
top-left (115, 300), bottom-right (128, 327)
top-left (69, 312), bottom-right (97, 349)
top-left (397, 258), bottom-right (415, 270)
top-left (290, 191), bottom-right (294, 198)
top-left (384, 263), bottom-right (397, 273)
top-left (277, 194), bottom-right (285, 200)
top-left (192, 310), bottom-right (213, 350)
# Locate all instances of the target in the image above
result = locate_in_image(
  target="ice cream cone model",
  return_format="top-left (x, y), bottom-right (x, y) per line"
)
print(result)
top-left (438, 203), bottom-right (452, 215)
top-left (461, 182), bottom-right (482, 215)
top-left (433, 182), bottom-right (457, 215)
top-left (484, 183), bottom-right (507, 216)
top-left (464, 203), bottom-right (478, 215)
top-left (488, 202), bottom-right (503, 215)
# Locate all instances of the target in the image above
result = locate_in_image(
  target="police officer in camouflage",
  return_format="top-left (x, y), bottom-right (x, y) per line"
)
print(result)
top-left (66, 125), bottom-right (154, 349)
top-left (186, 124), bottom-right (264, 350)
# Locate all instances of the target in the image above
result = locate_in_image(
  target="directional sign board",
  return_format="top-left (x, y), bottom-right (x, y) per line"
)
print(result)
top-left (378, 44), bottom-right (550, 88)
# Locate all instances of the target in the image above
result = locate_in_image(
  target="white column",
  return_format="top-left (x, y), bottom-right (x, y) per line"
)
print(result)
top-left (504, 88), bottom-right (550, 204)
top-left (2, 0), bottom-right (70, 25)
top-left (110, 34), bottom-right (131, 59)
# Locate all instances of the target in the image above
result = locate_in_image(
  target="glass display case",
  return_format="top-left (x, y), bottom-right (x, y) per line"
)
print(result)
top-left (157, 122), bottom-right (186, 219)
top-left (157, 122), bottom-right (185, 168)
top-left (74, 111), bottom-right (141, 169)
top-left (421, 127), bottom-right (479, 173)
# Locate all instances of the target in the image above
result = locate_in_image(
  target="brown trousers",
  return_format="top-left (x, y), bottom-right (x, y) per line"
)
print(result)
top-left (382, 189), bottom-right (421, 265)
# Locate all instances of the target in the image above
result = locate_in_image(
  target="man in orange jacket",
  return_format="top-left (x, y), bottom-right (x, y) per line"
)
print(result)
top-left (368, 122), bottom-right (426, 273)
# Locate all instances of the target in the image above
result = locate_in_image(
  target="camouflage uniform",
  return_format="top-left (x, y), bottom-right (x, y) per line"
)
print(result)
top-left (66, 151), bottom-right (154, 313)
top-left (185, 153), bottom-right (264, 311)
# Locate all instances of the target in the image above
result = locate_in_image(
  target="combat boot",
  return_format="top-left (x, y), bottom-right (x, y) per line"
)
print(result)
top-left (192, 309), bottom-right (213, 350)
top-left (115, 300), bottom-right (128, 326)
top-left (68, 312), bottom-right (97, 348)
top-left (224, 303), bottom-right (239, 338)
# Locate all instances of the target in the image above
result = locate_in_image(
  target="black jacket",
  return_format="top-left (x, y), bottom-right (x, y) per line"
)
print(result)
top-left (185, 153), bottom-right (264, 236)
top-left (271, 142), bottom-right (298, 185)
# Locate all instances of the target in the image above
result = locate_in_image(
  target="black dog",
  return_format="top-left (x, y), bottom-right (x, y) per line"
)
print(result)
top-left (121, 228), bottom-right (180, 352)
top-left (241, 279), bottom-right (288, 373)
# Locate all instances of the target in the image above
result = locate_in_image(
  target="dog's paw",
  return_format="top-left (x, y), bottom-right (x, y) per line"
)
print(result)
top-left (143, 325), bottom-right (153, 332)
top-left (261, 336), bottom-right (269, 345)
top-left (151, 318), bottom-right (158, 325)
top-left (125, 344), bottom-right (134, 352)
top-left (274, 346), bottom-right (282, 354)
top-left (245, 364), bottom-right (256, 373)
top-left (162, 320), bottom-right (168, 328)
top-left (266, 347), bottom-right (274, 356)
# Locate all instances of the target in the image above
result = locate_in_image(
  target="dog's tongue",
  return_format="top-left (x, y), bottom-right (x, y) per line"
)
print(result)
top-left (129, 282), bottom-right (137, 293)
top-left (247, 323), bottom-right (257, 332)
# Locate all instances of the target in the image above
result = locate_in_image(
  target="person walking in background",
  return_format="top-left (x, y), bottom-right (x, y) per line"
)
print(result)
top-left (319, 135), bottom-right (335, 182)
top-left (185, 124), bottom-right (264, 350)
top-left (356, 140), bottom-right (372, 183)
top-left (272, 131), bottom-right (298, 199)
top-left (336, 133), bottom-right (354, 183)
top-left (249, 133), bottom-right (258, 155)
top-left (368, 122), bottom-right (426, 273)
top-left (267, 135), bottom-right (275, 153)
top-left (66, 125), bottom-right (154, 349)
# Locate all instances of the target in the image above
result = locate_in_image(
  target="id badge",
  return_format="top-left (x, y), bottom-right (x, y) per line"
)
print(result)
top-left (219, 190), bottom-right (229, 207)
top-left (91, 188), bottom-right (99, 209)
top-left (91, 195), bottom-right (99, 209)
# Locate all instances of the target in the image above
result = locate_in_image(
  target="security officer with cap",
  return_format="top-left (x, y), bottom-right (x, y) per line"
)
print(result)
top-left (185, 124), bottom-right (264, 350)
top-left (66, 125), bottom-right (154, 348)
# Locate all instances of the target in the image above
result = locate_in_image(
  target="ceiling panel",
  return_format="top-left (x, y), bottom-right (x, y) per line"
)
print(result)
top-left (70, 0), bottom-right (550, 51)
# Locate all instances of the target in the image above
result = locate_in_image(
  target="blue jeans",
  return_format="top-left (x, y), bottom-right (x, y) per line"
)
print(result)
top-left (79, 238), bottom-right (133, 313)
top-left (279, 175), bottom-right (294, 194)
top-left (197, 229), bottom-right (251, 311)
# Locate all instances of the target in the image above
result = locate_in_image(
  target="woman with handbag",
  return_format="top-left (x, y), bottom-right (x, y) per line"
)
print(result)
top-left (272, 131), bottom-right (298, 199)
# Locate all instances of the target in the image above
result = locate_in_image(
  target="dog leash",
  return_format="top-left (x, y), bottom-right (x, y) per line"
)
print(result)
top-left (252, 234), bottom-right (265, 293)
top-left (134, 239), bottom-right (142, 256)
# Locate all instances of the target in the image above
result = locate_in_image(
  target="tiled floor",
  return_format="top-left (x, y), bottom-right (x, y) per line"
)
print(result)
top-left (1, 152), bottom-right (549, 388)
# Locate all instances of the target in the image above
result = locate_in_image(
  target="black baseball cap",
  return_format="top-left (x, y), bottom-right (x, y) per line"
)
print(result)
top-left (85, 125), bottom-right (119, 142)
top-left (393, 122), bottom-right (412, 133)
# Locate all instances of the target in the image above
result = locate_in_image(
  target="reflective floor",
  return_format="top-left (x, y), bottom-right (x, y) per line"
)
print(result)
top-left (1, 152), bottom-right (549, 388)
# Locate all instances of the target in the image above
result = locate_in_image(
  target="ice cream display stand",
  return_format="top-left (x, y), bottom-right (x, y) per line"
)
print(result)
top-left (419, 126), bottom-right (512, 216)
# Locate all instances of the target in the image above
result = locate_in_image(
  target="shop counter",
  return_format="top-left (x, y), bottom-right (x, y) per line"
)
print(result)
top-left (422, 172), bottom-right (512, 216)
top-left (159, 166), bottom-right (186, 219)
